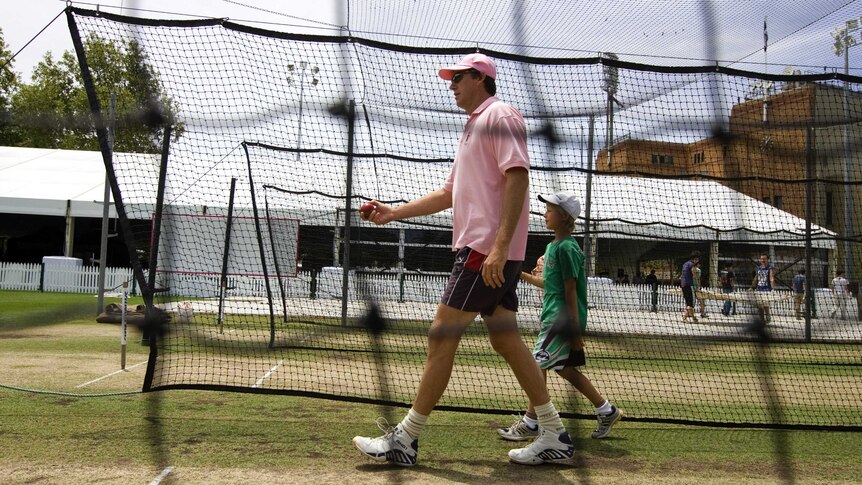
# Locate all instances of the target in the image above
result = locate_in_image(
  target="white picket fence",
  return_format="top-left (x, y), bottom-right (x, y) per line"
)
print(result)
top-left (0, 261), bottom-right (856, 320)
top-left (0, 262), bottom-right (134, 293)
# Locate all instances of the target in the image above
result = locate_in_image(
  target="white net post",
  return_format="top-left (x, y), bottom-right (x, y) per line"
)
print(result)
top-left (121, 281), bottom-right (128, 369)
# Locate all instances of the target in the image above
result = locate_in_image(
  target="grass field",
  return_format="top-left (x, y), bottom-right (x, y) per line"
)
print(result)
top-left (1, 291), bottom-right (861, 484)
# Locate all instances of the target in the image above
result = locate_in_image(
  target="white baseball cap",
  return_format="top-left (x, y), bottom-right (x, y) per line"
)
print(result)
top-left (538, 191), bottom-right (581, 219)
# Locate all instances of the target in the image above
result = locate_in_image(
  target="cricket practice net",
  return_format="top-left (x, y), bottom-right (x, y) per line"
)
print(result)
top-left (67, 6), bottom-right (861, 429)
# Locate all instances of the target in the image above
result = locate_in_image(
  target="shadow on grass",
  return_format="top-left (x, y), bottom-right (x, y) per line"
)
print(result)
top-left (0, 291), bottom-right (117, 332)
top-left (355, 458), bottom-right (580, 484)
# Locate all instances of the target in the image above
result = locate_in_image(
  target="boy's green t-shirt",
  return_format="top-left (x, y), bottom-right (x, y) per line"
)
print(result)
top-left (540, 236), bottom-right (588, 332)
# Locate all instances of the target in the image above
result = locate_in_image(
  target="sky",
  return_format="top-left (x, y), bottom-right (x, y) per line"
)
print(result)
top-left (2, 0), bottom-right (341, 81)
top-left (5, 0), bottom-right (862, 82)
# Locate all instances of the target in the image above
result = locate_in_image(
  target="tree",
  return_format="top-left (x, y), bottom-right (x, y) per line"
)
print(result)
top-left (0, 28), bottom-right (21, 145)
top-left (11, 33), bottom-right (183, 153)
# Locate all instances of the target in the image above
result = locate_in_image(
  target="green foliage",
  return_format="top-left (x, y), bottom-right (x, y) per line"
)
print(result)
top-left (10, 33), bottom-right (183, 153)
top-left (0, 28), bottom-right (21, 145)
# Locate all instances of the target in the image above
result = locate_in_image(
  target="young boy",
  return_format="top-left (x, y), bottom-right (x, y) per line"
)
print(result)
top-left (498, 191), bottom-right (623, 442)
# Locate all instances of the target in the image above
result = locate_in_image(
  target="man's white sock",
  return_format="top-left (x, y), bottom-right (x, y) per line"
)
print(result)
top-left (400, 408), bottom-right (428, 439)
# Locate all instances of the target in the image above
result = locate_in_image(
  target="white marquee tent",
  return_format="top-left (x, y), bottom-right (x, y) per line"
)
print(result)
top-left (0, 146), bottom-right (836, 252)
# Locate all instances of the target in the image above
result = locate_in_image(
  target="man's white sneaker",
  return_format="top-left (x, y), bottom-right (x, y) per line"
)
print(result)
top-left (507, 428), bottom-right (574, 465)
top-left (352, 419), bottom-right (418, 466)
top-left (497, 416), bottom-right (540, 441)
top-left (591, 406), bottom-right (623, 439)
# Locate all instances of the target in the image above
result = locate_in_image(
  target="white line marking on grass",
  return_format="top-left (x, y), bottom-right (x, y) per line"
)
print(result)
top-left (253, 360), bottom-right (284, 388)
top-left (75, 360), bottom-right (148, 388)
top-left (148, 466), bottom-right (174, 485)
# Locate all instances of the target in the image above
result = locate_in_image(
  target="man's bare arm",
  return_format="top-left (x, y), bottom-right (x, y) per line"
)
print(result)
top-left (361, 189), bottom-right (452, 225)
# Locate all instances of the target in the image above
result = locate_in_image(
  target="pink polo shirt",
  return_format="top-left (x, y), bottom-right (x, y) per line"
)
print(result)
top-left (443, 97), bottom-right (530, 261)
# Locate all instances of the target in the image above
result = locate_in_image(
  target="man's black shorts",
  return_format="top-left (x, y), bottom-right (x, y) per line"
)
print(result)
top-left (441, 246), bottom-right (522, 317)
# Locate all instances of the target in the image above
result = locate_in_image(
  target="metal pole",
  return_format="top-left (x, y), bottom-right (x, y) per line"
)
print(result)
top-left (606, 93), bottom-right (614, 168)
top-left (97, 92), bottom-right (116, 315)
top-left (217, 177), bottom-right (238, 334)
top-left (843, 41), bottom-right (855, 282)
top-left (121, 281), bottom-right (128, 369)
top-left (583, 114), bottom-right (596, 277)
top-left (340, 99), bottom-right (356, 327)
top-left (296, 66), bottom-right (305, 162)
top-left (805, 125), bottom-right (814, 340)
top-left (579, 124), bottom-right (584, 166)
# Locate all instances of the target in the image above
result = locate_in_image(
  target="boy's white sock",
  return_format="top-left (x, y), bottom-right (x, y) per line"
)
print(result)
top-left (596, 400), bottom-right (613, 415)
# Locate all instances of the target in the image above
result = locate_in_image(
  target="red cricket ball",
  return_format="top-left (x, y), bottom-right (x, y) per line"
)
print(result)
top-left (360, 202), bottom-right (375, 215)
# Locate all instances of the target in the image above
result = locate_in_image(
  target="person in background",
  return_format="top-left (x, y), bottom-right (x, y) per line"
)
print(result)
top-left (831, 270), bottom-right (851, 320)
top-left (792, 269), bottom-right (806, 320)
top-left (693, 260), bottom-right (708, 319)
top-left (644, 269), bottom-right (659, 312)
top-left (719, 263), bottom-right (735, 317)
top-left (680, 251), bottom-right (700, 323)
top-left (752, 254), bottom-right (775, 323)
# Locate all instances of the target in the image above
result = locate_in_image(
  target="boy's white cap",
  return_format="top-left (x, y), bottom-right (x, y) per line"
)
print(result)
top-left (538, 191), bottom-right (581, 219)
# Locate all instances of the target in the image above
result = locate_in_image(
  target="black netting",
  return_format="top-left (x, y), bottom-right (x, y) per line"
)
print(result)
top-left (68, 6), bottom-right (861, 429)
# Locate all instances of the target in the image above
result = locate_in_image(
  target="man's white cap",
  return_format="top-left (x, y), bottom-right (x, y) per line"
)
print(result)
top-left (538, 191), bottom-right (581, 219)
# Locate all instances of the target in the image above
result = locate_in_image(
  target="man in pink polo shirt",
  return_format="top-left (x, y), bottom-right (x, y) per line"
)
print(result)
top-left (353, 53), bottom-right (573, 466)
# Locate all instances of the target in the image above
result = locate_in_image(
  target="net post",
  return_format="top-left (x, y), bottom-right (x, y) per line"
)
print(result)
top-left (340, 99), bottom-right (357, 327)
top-left (217, 177), bottom-right (238, 334)
top-left (97, 92), bottom-right (116, 316)
top-left (241, 142), bottom-right (277, 346)
top-left (121, 280), bottom-right (128, 370)
top-left (583, 113), bottom-right (596, 276)
top-left (263, 191), bottom-right (289, 322)
top-left (804, 124), bottom-right (814, 340)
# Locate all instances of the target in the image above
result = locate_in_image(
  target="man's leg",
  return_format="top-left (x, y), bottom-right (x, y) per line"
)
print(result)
top-left (485, 307), bottom-right (550, 406)
top-left (352, 304), bottom-right (475, 466)
top-left (412, 304), bottom-right (477, 415)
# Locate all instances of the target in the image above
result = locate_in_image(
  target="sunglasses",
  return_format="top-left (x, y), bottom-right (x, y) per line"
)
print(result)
top-left (451, 70), bottom-right (477, 83)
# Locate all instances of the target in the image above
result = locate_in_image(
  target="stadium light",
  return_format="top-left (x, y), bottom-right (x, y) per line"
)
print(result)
top-left (288, 60), bottom-right (321, 161)
top-left (601, 52), bottom-right (619, 168)
top-left (832, 18), bottom-right (861, 282)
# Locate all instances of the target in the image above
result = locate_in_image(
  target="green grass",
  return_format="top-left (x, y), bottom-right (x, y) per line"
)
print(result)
top-left (0, 290), bottom-right (143, 331)
top-left (1, 290), bottom-right (861, 483)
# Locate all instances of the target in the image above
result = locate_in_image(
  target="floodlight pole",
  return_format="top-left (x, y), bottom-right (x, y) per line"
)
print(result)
top-left (291, 61), bottom-right (320, 162)
top-left (833, 19), bottom-right (858, 283)
top-left (602, 52), bottom-right (619, 169)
